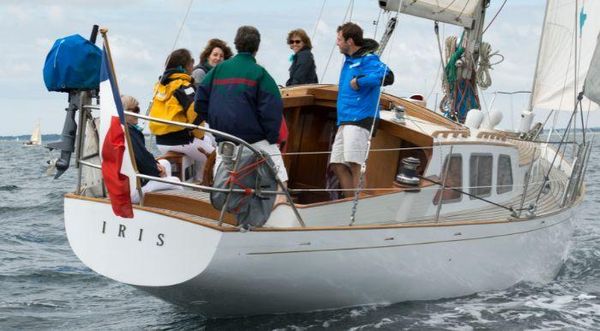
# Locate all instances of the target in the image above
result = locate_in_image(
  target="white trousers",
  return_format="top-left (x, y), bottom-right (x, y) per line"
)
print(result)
top-left (131, 159), bottom-right (183, 203)
top-left (214, 140), bottom-right (288, 182)
top-left (157, 135), bottom-right (216, 180)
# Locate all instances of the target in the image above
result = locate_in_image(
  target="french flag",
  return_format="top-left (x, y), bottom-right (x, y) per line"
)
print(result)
top-left (99, 45), bottom-right (137, 218)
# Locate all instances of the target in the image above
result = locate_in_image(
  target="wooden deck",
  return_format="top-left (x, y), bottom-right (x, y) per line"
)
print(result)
top-left (138, 154), bottom-right (570, 229)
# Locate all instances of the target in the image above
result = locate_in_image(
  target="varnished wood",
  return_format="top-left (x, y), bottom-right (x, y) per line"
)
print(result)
top-left (142, 191), bottom-right (238, 226)
top-left (282, 95), bottom-right (314, 108)
top-left (379, 118), bottom-right (433, 147)
top-left (365, 129), bottom-right (403, 192)
top-left (64, 193), bottom-right (239, 232)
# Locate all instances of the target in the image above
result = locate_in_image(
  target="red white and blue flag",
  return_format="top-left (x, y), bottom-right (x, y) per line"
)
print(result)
top-left (99, 45), bottom-right (137, 218)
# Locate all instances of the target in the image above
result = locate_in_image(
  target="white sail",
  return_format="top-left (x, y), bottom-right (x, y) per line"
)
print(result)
top-left (378, 0), bottom-right (480, 28)
top-left (584, 32), bottom-right (600, 105)
top-left (30, 122), bottom-right (42, 145)
top-left (531, 0), bottom-right (600, 112)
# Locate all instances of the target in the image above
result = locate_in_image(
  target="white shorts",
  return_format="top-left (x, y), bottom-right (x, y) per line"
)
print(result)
top-left (329, 125), bottom-right (370, 165)
top-left (157, 136), bottom-right (216, 180)
top-left (215, 140), bottom-right (288, 182)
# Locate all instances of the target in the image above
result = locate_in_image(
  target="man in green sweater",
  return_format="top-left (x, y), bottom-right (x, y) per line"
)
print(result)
top-left (196, 25), bottom-right (288, 185)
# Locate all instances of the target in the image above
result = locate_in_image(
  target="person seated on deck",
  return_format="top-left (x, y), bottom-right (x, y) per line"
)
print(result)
top-left (191, 38), bottom-right (233, 88)
top-left (195, 25), bottom-right (289, 205)
top-left (329, 22), bottom-right (391, 198)
top-left (122, 95), bottom-right (183, 203)
top-left (149, 48), bottom-right (216, 183)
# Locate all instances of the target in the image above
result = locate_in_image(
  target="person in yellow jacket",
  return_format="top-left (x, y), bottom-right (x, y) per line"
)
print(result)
top-left (149, 48), bottom-right (216, 182)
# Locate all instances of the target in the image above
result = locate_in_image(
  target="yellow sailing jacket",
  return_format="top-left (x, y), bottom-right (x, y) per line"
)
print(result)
top-left (149, 71), bottom-right (204, 139)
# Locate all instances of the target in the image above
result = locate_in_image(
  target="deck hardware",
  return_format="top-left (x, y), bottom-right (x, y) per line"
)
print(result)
top-left (391, 104), bottom-right (406, 123)
top-left (384, 237), bottom-right (394, 241)
top-left (395, 157), bottom-right (421, 186)
top-left (454, 232), bottom-right (462, 236)
top-left (526, 204), bottom-right (536, 218)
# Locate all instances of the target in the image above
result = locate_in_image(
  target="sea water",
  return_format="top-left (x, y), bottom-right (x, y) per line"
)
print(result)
top-left (1, 138), bottom-right (599, 330)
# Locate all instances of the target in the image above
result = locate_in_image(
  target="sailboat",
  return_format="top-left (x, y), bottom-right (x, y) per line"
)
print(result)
top-left (24, 121), bottom-right (42, 146)
top-left (46, 0), bottom-right (598, 318)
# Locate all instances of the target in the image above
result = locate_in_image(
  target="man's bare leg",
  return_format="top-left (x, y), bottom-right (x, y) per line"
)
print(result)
top-left (331, 163), bottom-right (355, 198)
top-left (349, 163), bottom-right (362, 190)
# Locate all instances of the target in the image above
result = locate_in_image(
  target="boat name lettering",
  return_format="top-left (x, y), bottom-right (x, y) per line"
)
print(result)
top-left (101, 221), bottom-right (166, 246)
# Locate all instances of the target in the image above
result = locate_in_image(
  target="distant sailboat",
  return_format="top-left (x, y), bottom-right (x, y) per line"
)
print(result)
top-left (24, 122), bottom-right (42, 146)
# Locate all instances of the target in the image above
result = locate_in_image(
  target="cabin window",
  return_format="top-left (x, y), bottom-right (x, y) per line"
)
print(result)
top-left (469, 154), bottom-right (493, 199)
top-left (497, 154), bottom-right (513, 194)
top-left (433, 154), bottom-right (462, 204)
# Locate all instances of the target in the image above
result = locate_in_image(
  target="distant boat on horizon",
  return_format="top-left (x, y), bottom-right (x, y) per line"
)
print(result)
top-left (24, 121), bottom-right (42, 146)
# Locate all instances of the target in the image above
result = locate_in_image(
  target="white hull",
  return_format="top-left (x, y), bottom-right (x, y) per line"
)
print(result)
top-left (64, 196), bottom-right (576, 318)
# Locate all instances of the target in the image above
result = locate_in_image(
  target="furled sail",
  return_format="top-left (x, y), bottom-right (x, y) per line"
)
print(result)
top-left (584, 32), bottom-right (600, 105)
top-left (531, 0), bottom-right (600, 112)
top-left (377, 0), bottom-right (480, 28)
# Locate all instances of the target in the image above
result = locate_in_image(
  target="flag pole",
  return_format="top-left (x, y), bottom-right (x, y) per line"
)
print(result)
top-left (100, 28), bottom-right (143, 204)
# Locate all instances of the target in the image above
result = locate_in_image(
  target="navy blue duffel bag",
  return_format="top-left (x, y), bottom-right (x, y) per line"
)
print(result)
top-left (43, 34), bottom-right (102, 92)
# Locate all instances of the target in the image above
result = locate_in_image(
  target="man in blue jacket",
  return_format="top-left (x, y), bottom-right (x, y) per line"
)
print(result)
top-left (331, 22), bottom-right (390, 197)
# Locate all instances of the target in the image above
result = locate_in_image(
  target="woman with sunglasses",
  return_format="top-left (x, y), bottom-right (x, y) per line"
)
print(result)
top-left (121, 95), bottom-right (183, 203)
top-left (286, 29), bottom-right (318, 86)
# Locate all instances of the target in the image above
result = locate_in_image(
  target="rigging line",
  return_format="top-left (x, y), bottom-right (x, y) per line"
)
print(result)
top-left (455, 0), bottom-right (471, 21)
top-left (482, 0), bottom-right (507, 34)
top-left (579, 95), bottom-right (586, 144)
top-left (282, 145), bottom-right (436, 156)
top-left (311, 0), bottom-right (328, 41)
top-left (435, 0), bottom-right (459, 14)
top-left (373, 8), bottom-right (383, 39)
top-left (534, 94), bottom-right (582, 206)
top-left (171, 0), bottom-right (194, 51)
top-left (350, 9), bottom-right (401, 225)
top-left (418, 175), bottom-right (515, 213)
top-left (320, 0), bottom-right (354, 83)
top-left (427, 21), bottom-right (445, 101)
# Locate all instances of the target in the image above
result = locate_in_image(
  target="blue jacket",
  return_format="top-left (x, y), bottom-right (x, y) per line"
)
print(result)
top-left (337, 52), bottom-right (389, 126)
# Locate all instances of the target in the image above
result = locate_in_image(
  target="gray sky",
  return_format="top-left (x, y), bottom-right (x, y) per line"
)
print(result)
top-left (0, 0), bottom-right (591, 135)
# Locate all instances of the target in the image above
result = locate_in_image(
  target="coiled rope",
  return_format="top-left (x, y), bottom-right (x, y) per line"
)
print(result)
top-left (476, 42), bottom-right (504, 90)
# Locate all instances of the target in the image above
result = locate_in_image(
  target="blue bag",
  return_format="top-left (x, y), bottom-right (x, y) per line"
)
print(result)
top-left (43, 34), bottom-right (102, 92)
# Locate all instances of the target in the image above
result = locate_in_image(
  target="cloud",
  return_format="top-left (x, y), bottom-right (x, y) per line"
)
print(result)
top-left (47, 5), bottom-right (64, 23)
top-left (5, 4), bottom-right (30, 24)
top-left (0, 62), bottom-right (32, 76)
top-left (110, 35), bottom-right (154, 64)
top-left (0, 0), bottom-right (593, 135)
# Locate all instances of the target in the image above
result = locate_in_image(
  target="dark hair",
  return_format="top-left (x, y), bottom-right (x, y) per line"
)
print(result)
top-left (165, 48), bottom-right (193, 70)
top-left (337, 22), bottom-right (363, 46)
top-left (234, 26), bottom-right (261, 54)
top-left (287, 28), bottom-right (312, 49)
top-left (199, 39), bottom-right (233, 64)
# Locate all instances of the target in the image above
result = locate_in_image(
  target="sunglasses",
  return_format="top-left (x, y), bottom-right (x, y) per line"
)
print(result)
top-left (128, 106), bottom-right (140, 114)
top-left (288, 39), bottom-right (302, 45)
